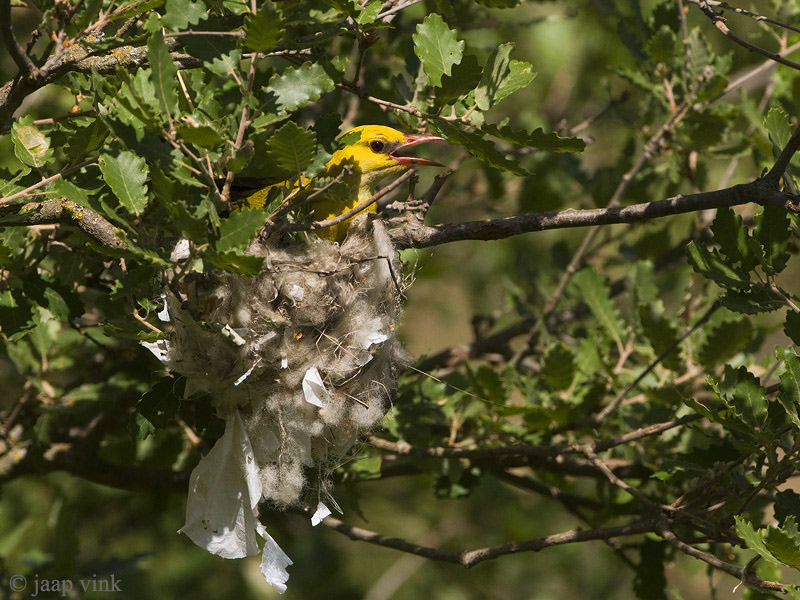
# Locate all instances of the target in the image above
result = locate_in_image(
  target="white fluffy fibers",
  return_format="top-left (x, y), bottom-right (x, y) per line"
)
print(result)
top-left (163, 215), bottom-right (407, 507)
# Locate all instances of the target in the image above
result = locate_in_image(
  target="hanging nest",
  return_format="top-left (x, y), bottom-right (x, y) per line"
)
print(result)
top-left (150, 213), bottom-right (408, 522)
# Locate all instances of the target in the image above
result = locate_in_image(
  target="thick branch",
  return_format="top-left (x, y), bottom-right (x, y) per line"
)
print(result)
top-left (0, 43), bottom-right (200, 128)
top-left (389, 180), bottom-right (798, 249)
top-left (0, 199), bottom-right (127, 250)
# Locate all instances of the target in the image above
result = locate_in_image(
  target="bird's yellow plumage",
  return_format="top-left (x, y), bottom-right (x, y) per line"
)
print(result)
top-left (242, 125), bottom-right (444, 241)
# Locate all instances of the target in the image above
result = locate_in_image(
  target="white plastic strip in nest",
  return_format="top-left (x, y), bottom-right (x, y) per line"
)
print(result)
top-left (302, 367), bottom-right (329, 407)
top-left (179, 410), bottom-right (262, 559)
top-left (141, 339), bottom-right (171, 363)
top-left (257, 524), bottom-right (293, 594)
top-left (310, 502), bottom-right (332, 526)
top-left (179, 410), bottom-right (294, 592)
top-left (157, 293), bottom-right (171, 322)
top-left (234, 357), bottom-right (262, 386)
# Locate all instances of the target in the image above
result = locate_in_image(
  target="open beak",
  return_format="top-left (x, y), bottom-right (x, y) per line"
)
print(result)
top-left (390, 134), bottom-right (445, 167)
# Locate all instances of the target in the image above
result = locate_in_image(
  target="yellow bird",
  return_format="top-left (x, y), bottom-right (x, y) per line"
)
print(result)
top-left (242, 125), bottom-right (445, 241)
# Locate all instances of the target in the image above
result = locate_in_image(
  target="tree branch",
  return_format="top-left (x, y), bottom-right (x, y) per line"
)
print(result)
top-left (389, 179), bottom-right (798, 249)
top-left (0, 199), bottom-right (127, 250)
top-left (689, 0), bottom-right (800, 71)
top-left (658, 524), bottom-right (786, 594)
top-left (0, 42), bottom-right (201, 128)
top-left (323, 514), bottom-right (660, 568)
top-left (686, 0), bottom-right (800, 36)
top-left (0, 0), bottom-right (42, 81)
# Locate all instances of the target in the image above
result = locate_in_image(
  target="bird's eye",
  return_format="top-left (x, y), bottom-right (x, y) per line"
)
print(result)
top-left (369, 140), bottom-right (385, 153)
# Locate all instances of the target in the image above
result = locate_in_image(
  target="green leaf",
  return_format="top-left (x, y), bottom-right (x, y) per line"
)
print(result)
top-left (483, 123), bottom-right (585, 153)
top-left (216, 207), bottom-right (270, 252)
top-left (128, 376), bottom-right (183, 439)
top-left (777, 347), bottom-right (800, 429)
top-left (206, 49), bottom-right (242, 78)
top-left (754, 204), bottom-right (790, 274)
top-left (161, 0), bottom-right (207, 30)
top-left (64, 118), bottom-right (109, 161)
top-left (786, 310), bottom-right (800, 346)
top-left (686, 241), bottom-right (750, 290)
top-left (475, 42), bottom-right (513, 111)
top-left (633, 538), bottom-right (667, 600)
top-left (265, 61), bottom-right (335, 113)
top-left (718, 365), bottom-right (768, 429)
top-left (412, 13), bottom-right (465, 87)
top-left (12, 116), bottom-right (54, 168)
top-left (435, 54), bottom-right (481, 106)
top-left (571, 268), bottom-right (626, 350)
top-left (176, 117), bottom-right (225, 148)
top-left (736, 517), bottom-right (779, 566)
top-left (355, 0), bottom-right (381, 24)
top-left (788, 586), bottom-right (800, 600)
top-left (151, 166), bottom-right (208, 242)
top-left (101, 68), bottom-right (159, 128)
top-left (639, 302), bottom-right (681, 370)
top-left (98, 150), bottom-right (150, 216)
top-left (435, 121), bottom-right (527, 175)
top-left (721, 286), bottom-right (784, 314)
top-left (48, 178), bottom-right (92, 208)
top-left (466, 364), bottom-right (508, 404)
top-left (776, 490), bottom-right (800, 525)
top-left (245, 1), bottom-right (282, 52)
top-left (494, 60), bottom-right (537, 104)
top-left (118, 0), bottom-right (165, 20)
top-left (710, 207), bottom-right (755, 269)
top-left (266, 121), bottom-right (316, 176)
top-left (766, 106), bottom-right (792, 155)
top-left (110, 265), bottom-right (159, 300)
top-left (765, 520), bottom-right (800, 567)
top-left (697, 315), bottom-right (753, 368)
top-left (206, 250), bottom-right (265, 275)
top-left (541, 343), bottom-right (576, 391)
top-left (436, 54), bottom-right (482, 106)
top-left (147, 29), bottom-right (178, 117)
top-left (0, 289), bottom-right (33, 337)
top-left (632, 260), bottom-right (658, 306)
top-left (646, 25), bottom-right (676, 64)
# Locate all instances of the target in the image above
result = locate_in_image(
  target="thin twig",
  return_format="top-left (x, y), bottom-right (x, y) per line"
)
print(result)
top-left (686, 0), bottom-right (800, 37)
top-left (593, 301), bottom-right (721, 423)
top-left (689, 0), bottom-right (800, 71)
top-left (0, 158), bottom-right (99, 205)
top-left (658, 524), bottom-right (785, 594)
top-left (323, 515), bottom-right (660, 568)
top-left (282, 170), bottom-right (417, 232)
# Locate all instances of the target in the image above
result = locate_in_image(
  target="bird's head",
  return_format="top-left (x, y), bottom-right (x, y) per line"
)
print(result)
top-left (325, 125), bottom-right (445, 192)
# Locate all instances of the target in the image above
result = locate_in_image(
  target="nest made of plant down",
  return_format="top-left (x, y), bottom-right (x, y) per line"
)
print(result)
top-left (157, 214), bottom-right (410, 509)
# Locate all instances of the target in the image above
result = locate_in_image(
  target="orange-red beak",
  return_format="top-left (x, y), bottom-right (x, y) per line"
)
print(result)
top-left (390, 134), bottom-right (445, 167)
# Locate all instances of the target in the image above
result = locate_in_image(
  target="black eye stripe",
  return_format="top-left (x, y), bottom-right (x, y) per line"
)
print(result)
top-left (369, 139), bottom-right (386, 153)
